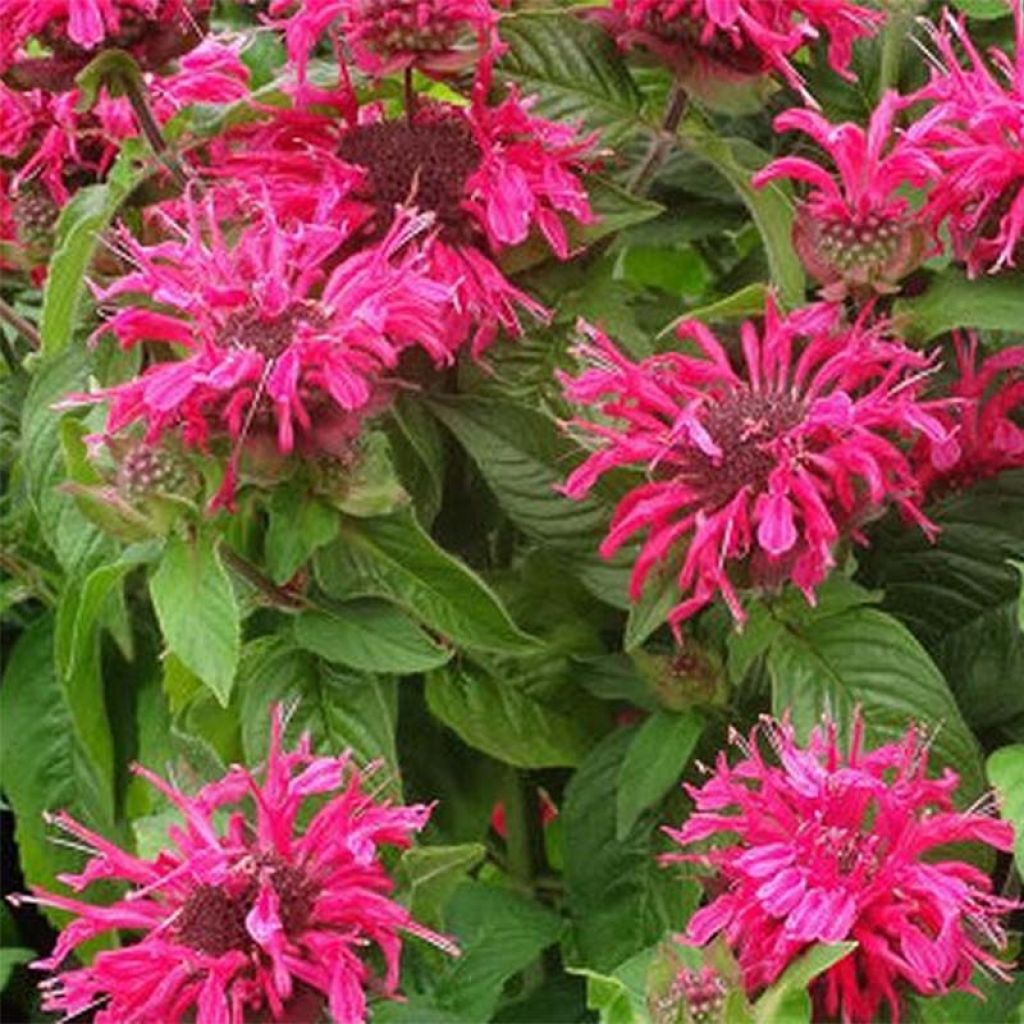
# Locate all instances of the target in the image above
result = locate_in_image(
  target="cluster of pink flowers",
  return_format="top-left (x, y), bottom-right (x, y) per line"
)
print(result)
top-left (11, 706), bottom-right (456, 1023)
top-left (663, 713), bottom-right (1016, 1023)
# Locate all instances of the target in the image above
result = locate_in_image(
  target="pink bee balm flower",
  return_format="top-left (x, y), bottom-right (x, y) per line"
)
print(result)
top-left (559, 300), bottom-right (951, 627)
top-left (914, 333), bottom-right (1024, 494)
top-left (753, 92), bottom-right (940, 300)
top-left (62, 195), bottom-right (452, 508)
top-left (11, 705), bottom-right (457, 1024)
top-left (213, 66), bottom-right (597, 355)
top-left (913, 7), bottom-right (1024, 275)
top-left (0, 0), bottom-right (213, 89)
top-left (589, 0), bottom-right (882, 105)
top-left (271, 0), bottom-right (499, 82)
top-left (663, 713), bottom-right (1016, 1024)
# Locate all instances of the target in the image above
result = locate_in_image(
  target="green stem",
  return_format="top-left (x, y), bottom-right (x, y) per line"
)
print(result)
top-left (120, 73), bottom-right (190, 190)
top-left (878, 7), bottom-right (915, 99)
top-left (221, 546), bottom-right (312, 612)
top-left (628, 79), bottom-right (689, 196)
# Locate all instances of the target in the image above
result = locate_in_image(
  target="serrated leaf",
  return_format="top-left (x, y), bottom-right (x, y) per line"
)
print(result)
top-left (292, 601), bottom-right (452, 673)
top-left (564, 729), bottom-right (695, 973)
top-left (616, 709), bottom-right (704, 840)
top-left (314, 509), bottom-right (539, 653)
top-left (894, 270), bottom-right (1024, 341)
top-left (264, 488), bottom-right (339, 584)
top-left (149, 532), bottom-right (240, 706)
top-left (497, 12), bottom-right (645, 142)
top-left (427, 396), bottom-right (634, 608)
top-left (767, 605), bottom-right (986, 801)
top-left (425, 662), bottom-right (596, 768)
top-left (435, 881), bottom-right (563, 1021)
top-left (398, 843), bottom-right (486, 929)
top-left (40, 144), bottom-right (146, 355)
top-left (682, 127), bottom-right (804, 306)
top-left (0, 619), bottom-right (116, 933)
top-left (238, 636), bottom-right (400, 791)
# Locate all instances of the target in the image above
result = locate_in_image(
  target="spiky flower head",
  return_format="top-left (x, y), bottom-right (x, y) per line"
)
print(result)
top-left (663, 712), bottom-right (1016, 1024)
top-left (559, 300), bottom-right (951, 627)
top-left (271, 0), bottom-right (499, 82)
top-left (12, 705), bottom-right (457, 1024)
top-left (0, 0), bottom-right (213, 89)
top-left (753, 92), bottom-right (939, 300)
top-left (61, 194), bottom-right (452, 509)
top-left (589, 0), bottom-right (882, 105)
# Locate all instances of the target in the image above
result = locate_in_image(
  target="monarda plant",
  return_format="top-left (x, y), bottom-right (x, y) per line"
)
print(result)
top-left (1, 0), bottom-right (1023, 1022)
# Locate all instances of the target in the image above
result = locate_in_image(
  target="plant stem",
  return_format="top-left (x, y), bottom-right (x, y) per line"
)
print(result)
top-left (878, 6), bottom-right (915, 99)
top-left (221, 546), bottom-right (312, 611)
top-left (120, 73), bottom-right (190, 191)
top-left (0, 295), bottom-right (41, 350)
top-left (404, 67), bottom-right (417, 124)
top-left (629, 79), bottom-right (689, 196)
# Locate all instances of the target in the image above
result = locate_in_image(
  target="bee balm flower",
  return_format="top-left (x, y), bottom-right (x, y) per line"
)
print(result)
top-left (664, 713), bottom-right (1016, 1024)
top-left (12, 705), bottom-right (457, 1024)
top-left (559, 301), bottom-right (951, 627)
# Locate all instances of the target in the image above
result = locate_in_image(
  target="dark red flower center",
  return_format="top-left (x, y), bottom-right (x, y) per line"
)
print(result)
top-left (634, 10), bottom-right (766, 75)
top-left (220, 303), bottom-right (326, 359)
top-left (175, 857), bottom-right (317, 956)
top-left (336, 117), bottom-right (483, 245)
top-left (680, 387), bottom-right (806, 505)
top-left (11, 183), bottom-right (59, 251)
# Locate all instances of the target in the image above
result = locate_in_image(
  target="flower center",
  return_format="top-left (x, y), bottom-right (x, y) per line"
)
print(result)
top-left (636, 11), bottom-right (766, 74)
top-left (336, 117), bottom-right (483, 244)
top-left (354, 0), bottom-right (466, 56)
top-left (175, 857), bottom-right (317, 956)
top-left (220, 303), bottom-right (326, 359)
top-left (11, 182), bottom-right (59, 250)
top-left (816, 215), bottom-right (902, 272)
top-left (679, 387), bottom-right (806, 505)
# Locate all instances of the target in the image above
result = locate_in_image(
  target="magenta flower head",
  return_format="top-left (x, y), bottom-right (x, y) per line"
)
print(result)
top-left (663, 713), bottom-right (1016, 1024)
top-left (61, 193), bottom-right (452, 509)
top-left (559, 300), bottom-right (951, 627)
top-left (0, 0), bottom-right (213, 90)
top-left (913, 7), bottom-right (1024, 275)
top-left (589, 0), bottom-right (881, 105)
top-left (753, 92), bottom-right (940, 300)
top-left (271, 0), bottom-right (499, 82)
top-left (11, 705), bottom-right (457, 1024)
top-left (914, 333), bottom-right (1024, 495)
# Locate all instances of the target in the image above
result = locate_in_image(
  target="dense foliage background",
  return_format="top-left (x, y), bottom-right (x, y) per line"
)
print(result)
top-left (2, 0), bottom-right (1024, 1020)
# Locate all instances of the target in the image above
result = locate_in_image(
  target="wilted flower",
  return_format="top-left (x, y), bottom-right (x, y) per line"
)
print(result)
top-left (663, 713), bottom-right (1016, 1024)
top-left (913, 6), bottom-right (1024, 275)
top-left (559, 300), bottom-right (950, 627)
top-left (213, 66), bottom-right (597, 355)
top-left (11, 705), bottom-right (457, 1024)
top-left (62, 195), bottom-right (451, 508)
top-left (589, 0), bottom-right (882, 104)
top-left (914, 333), bottom-right (1024, 494)
top-left (0, 0), bottom-right (213, 89)
top-left (753, 92), bottom-right (939, 299)
top-left (272, 0), bottom-right (499, 82)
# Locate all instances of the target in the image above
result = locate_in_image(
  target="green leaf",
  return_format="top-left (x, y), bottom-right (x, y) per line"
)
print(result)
top-left (398, 843), bottom-right (486, 929)
top-left (857, 472), bottom-right (1024, 731)
top-left (660, 283), bottom-right (768, 337)
top-left (385, 395), bottom-right (447, 526)
top-left (149, 532), bottom-right (241, 706)
top-left (238, 636), bottom-right (400, 789)
top-left (497, 12), bottom-right (645, 142)
top-left (40, 143), bottom-right (146, 355)
top-left (623, 567), bottom-right (678, 650)
top-left (314, 509), bottom-right (539, 653)
top-left (0, 948), bottom-right (34, 993)
top-left (894, 269), bottom-right (1024, 341)
top-left (573, 948), bottom-right (656, 1024)
top-left (616, 709), bottom-right (704, 840)
top-left (682, 127), bottom-right (804, 306)
top-left (767, 604), bottom-right (986, 801)
top-left (336, 430), bottom-right (408, 518)
top-left (753, 943), bottom-right (857, 1024)
top-left (986, 745), bottom-right (1024, 871)
top-left (427, 396), bottom-right (634, 607)
top-left (264, 488), bottom-right (339, 584)
top-left (435, 881), bottom-right (563, 1021)
top-left (425, 662), bottom-right (597, 768)
top-left (0, 619), bottom-right (116, 932)
top-left (292, 601), bottom-right (452, 674)
top-left (563, 729), bottom-right (695, 973)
